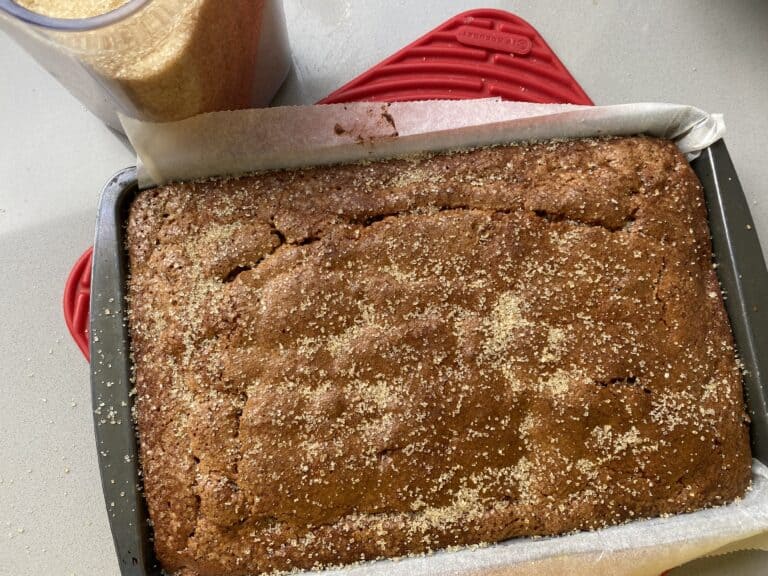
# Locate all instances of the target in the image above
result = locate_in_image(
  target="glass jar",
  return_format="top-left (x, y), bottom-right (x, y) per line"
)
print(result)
top-left (0, 0), bottom-right (291, 131)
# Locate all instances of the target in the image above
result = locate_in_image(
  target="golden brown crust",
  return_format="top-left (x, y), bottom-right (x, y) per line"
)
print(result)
top-left (126, 137), bottom-right (751, 576)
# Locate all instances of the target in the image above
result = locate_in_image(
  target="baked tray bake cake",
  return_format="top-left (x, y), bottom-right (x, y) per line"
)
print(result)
top-left (119, 136), bottom-right (752, 575)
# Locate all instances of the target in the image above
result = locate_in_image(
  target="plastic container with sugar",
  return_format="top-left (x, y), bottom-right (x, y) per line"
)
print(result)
top-left (0, 0), bottom-right (291, 132)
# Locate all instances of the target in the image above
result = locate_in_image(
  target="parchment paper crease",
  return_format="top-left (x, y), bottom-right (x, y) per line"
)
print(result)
top-left (120, 100), bottom-right (766, 574)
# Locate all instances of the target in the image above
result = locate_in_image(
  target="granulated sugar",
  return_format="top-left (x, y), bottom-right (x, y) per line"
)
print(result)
top-left (17, 0), bottom-right (127, 18)
top-left (17, 0), bottom-right (267, 122)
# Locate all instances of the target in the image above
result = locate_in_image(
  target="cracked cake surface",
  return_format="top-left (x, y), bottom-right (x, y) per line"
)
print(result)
top-left (126, 136), bottom-right (751, 576)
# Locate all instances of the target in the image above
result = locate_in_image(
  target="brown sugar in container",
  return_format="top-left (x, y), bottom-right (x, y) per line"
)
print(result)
top-left (0, 0), bottom-right (290, 131)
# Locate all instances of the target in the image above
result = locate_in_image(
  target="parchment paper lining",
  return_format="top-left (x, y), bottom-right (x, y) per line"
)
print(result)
top-left (121, 100), bottom-right (725, 188)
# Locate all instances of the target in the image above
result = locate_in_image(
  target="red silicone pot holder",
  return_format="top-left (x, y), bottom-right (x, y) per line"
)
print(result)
top-left (63, 245), bottom-right (93, 360)
top-left (320, 9), bottom-right (592, 105)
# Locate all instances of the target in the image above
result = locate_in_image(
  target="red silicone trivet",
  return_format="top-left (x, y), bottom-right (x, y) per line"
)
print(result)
top-left (63, 245), bottom-right (93, 360)
top-left (63, 8), bottom-right (592, 360)
top-left (320, 8), bottom-right (592, 105)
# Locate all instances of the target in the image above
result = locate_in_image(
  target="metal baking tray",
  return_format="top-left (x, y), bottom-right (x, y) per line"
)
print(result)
top-left (89, 140), bottom-right (768, 575)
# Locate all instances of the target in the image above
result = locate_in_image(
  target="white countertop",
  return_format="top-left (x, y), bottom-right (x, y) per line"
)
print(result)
top-left (1, 1), bottom-right (767, 574)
